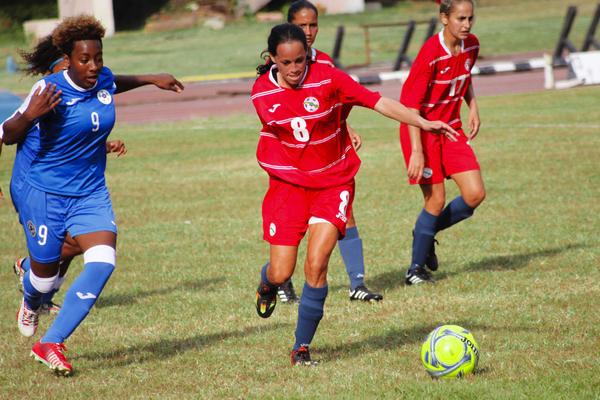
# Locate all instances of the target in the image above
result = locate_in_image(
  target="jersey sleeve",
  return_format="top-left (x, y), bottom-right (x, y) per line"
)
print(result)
top-left (330, 67), bottom-right (381, 109)
top-left (400, 45), bottom-right (434, 109)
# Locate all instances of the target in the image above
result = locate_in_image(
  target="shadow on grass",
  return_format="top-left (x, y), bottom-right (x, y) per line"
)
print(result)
top-left (362, 243), bottom-right (586, 289)
top-left (77, 322), bottom-right (292, 368)
top-left (96, 276), bottom-right (225, 309)
top-left (317, 319), bottom-right (532, 361)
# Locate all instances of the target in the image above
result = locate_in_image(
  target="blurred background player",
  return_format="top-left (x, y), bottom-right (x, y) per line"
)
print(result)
top-left (252, 23), bottom-right (458, 365)
top-left (3, 35), bottom-right (183, 317)
top-left (275, 0), bottom-right (383, 304)
top-left (1, 15), bottom-right (183, 375)
top-left (399, 0), bottom-right (486, 285)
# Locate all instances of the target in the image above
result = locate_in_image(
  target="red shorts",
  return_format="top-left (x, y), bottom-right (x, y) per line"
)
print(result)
top-left (400, 125), bottom-right (480, 185)
top-left (262, 177), bottom-right (355, 246)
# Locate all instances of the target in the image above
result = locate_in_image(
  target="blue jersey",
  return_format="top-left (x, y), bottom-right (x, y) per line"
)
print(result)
top-left (23, 67), bottom-right (116, 196)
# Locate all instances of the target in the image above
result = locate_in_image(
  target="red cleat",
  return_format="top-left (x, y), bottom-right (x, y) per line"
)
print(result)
top-left (31, 341), bottom-right (73, 376)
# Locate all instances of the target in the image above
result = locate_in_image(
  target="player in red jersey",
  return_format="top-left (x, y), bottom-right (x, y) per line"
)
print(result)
top-left (399, 0), bottom-right (486, 285)
top-left (252, 23), bottom-right (458, 365)
top-left (270, 0), bottom-right (383, 304)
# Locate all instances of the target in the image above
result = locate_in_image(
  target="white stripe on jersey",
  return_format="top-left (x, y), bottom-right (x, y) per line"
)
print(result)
top-left (266, 103), bottom-right (343, 126)
top-left (429, 54), bottom-right (451, 67)
top-left (258, 144), bottom-right (354, 174)
top-left (299, 79), bottom-right (332, 89)
top-left (421, 97), bottom-right (462, 108)
top-left (251, 87), bottom-right (285, 101)
top-left (260, 128), bottom-right (342, 148)
top-left (432, 73), bottom-right (471, 84)
top-left (463, 45), bottom-right (480, 53)
top-left (447, 118), bottom-right (461, 126)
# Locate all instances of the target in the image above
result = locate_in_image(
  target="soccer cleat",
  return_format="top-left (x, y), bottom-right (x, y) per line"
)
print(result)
top-left (405, 265), bottom-right (435, 286)
top-left (40, 301), bottom-right (62, 316)
top-left (31, 341), bottom-right (73, 376)
top-left (291, 345), bottom-right (318, 366)
top-left (426, 238), bottom-right (439, 271)
top-left (349, 285), bottom-right (383, 302)
top-left (277, 280), bottom-right (300, 304)
top-left (255, 282), bottom-right (277, 319)
top-left (17, 298), bottom-right (39, 337)
top-left (13, 257), bottom-right (26, 292)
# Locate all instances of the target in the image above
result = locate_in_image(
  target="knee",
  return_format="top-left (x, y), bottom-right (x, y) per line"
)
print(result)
top-left (425, 195), bottom-right (446, 215)
top-left (267, 268), bottom-right (292, 286)
top-left (464, 188), bottom-right (486, 209)
top-left (83, 245), bottom-right (116, 272)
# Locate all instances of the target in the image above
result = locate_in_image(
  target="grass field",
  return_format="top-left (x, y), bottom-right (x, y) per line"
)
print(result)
top-left (0, 0), bottom-right (597, 92)
top-left (0, 85), bottom-right (599, 398)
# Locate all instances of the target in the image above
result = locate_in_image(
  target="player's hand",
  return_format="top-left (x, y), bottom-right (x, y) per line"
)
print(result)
top-left (22, 83), bottom-right (62, 121)
top-left (106, 139), bottom-right (127, 157)
top-left (349, 131), bottom-right (362, 151)
top-left (151, 74), bottom-right (184, 93)
top-left (422, 119), bottom-right (459, 142)
top-left (407, 150), bottom-right (425, 182)
top-left (467, 107), bottom-right (481, 141)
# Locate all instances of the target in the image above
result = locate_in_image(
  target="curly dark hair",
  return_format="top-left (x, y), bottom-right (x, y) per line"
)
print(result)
top-left (52, 15), bottom-right (105, 56)
top-left (19, 35), bottom-right (64, 76)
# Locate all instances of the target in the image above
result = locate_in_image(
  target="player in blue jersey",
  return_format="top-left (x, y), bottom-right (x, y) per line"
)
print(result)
top-left (2, 35), bottom-right (126, 315)
top-left (1, 15), bottom-right (183, 376)
top-left (2, 34), bottom-right (182, 317)
top-left (274, 0), bottom-right (383, 303)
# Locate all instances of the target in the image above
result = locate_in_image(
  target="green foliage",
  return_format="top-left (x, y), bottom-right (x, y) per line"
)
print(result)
top-left (0, 87), bottom-right (599, 398)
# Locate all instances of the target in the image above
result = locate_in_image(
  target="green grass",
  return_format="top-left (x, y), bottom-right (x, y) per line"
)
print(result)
top-left (0, 0), bottom-right (597, 92)
top-left (0, 86), bottom-right (599, 398)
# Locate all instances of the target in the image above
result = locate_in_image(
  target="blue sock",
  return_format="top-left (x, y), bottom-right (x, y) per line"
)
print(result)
top-left (22, 269), bottom-right (44, 310)
top-left (293, 283), bottom-right (328, 350)
top-left (41, 288), bottom-right (59, 305)
top-left (42, 262), bottom-right (114, 343)
top-left (338, 227), bottom-right (365, 290)
top-left (411, 209), bottom-right (438, 270)
top-left (436, 196), bottom-right (475, 232)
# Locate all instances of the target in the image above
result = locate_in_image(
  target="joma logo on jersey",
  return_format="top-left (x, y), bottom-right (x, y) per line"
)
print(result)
top-left (97, 89), bottom-right (112, 105)
top-left (303, 97), bottom-right (319, 112)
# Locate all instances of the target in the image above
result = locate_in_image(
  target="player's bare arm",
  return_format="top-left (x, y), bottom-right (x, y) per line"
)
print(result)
top-left (464, 83), bottom-right (480, 140)
top-left (374, 97), bottom-right (459, 139)
top-left (406, 108), bottom-right (425, 182)
top-left (114, 74), bottom-right (184, 94)
top-left (2, 84), bottom-right (62, 145)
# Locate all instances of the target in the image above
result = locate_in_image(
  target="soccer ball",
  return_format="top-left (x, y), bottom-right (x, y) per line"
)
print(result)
top-left (421, 324), bottom-right (480, 379)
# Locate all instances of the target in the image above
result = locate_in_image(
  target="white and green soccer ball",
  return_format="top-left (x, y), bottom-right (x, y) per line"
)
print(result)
top-left (421, 324), bottom-right (480, 379)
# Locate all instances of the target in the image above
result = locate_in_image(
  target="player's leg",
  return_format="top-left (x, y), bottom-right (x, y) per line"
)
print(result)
top-left (17, 185), bottom-right (64, 337)
top-left (257, 178), bottom-right (307, 317)
top-left (438, 169), bottom-right (485, 231)
top-left (406, 183), bottom-right (445, 285)
top-left (257, 245), bottom-right (298, 318)
top-left (342, 213), bottom-right (383, 302)
top-left (38, 233), bottom-right (83, 314)
top-left (292, 221), bottom-right (338, 366)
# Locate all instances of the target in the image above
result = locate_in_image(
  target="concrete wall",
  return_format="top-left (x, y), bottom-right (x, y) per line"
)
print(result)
top-left (315, 0), bottom-right (365, 14)
top-left (58, 0), bottom-right (115, 37)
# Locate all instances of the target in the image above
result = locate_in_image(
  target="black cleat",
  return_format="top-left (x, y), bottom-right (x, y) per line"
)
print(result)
top-left (426, 238), bottom-right (439, 271)
top-left (277, 279), bottom-right (300, 304)
top-left (291, 345), bottom-right (318, 366)
top-left (255, 282), bottom-right (277, 318)
top-left (405, 265), bottom-right (435, 285)
top-left (349, 285), bottom-right (383, 302)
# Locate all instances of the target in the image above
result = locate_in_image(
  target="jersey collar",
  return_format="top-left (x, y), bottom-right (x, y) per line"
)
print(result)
top-left (62, 70), bottom-right (98, 92)
top-left (438, 30), bottom-right (464, 56)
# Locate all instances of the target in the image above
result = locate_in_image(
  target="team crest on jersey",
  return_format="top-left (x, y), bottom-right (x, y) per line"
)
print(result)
top-left (269, 222), bottom-right (277, 237)
top-left (303, 97), bottom-right (319, 112)
top-left (26, 221), bottom-right (36, 237)
top-left (465, 58), bottom-right (472, 72)
top-left (423, 168), bottom-right (433, 179)
top-left (97, 89), bottom-right (112, 105)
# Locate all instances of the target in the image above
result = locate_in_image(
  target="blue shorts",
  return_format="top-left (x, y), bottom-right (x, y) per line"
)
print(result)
top-left (18, 183), bottom-right (117, 263)
top-left (10, 176), bottom-right (25, 216)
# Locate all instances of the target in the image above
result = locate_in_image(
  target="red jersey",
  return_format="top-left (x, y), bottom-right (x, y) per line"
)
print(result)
top-left (251, 62), bottom-right (381, 189)
top-left (400, 31), bottom-right (479, 129)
